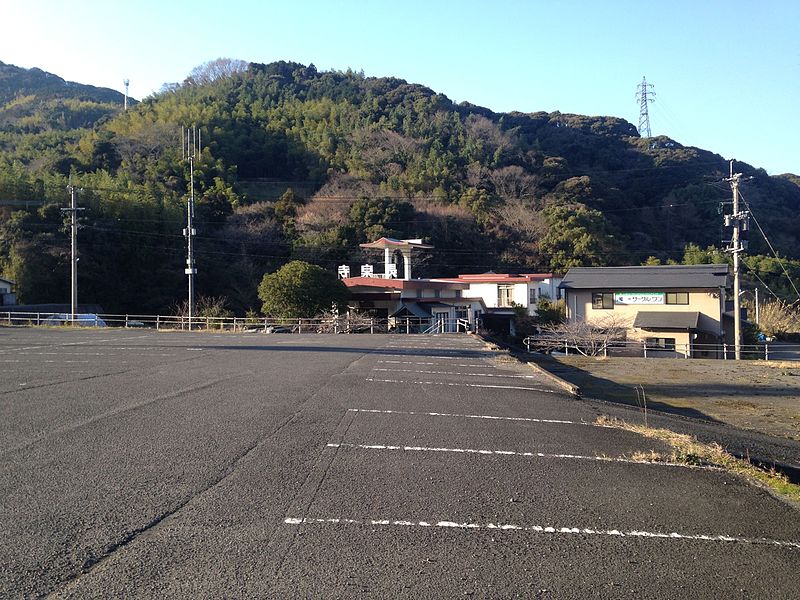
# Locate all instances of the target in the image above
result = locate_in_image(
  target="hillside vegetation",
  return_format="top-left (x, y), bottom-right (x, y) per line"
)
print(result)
top-left (1, 59), bottom-right (798, 314)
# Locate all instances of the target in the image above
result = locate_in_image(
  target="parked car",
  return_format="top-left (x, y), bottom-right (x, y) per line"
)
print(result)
top-left (42, 313), bottom-right (107, 327)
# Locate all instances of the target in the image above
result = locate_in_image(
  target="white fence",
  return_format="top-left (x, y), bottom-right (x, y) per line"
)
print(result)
top-left (523, 337), bottom-right (800, 361)
top-left (0, 311), bottom-right (474, 335)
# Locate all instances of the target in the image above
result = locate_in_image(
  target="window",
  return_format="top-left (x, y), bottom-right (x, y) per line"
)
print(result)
top-left (529, 287), bottom-right (537, 305)
top-left (666, 292), bottom-right (689, 305)
top-left (434, 289), bottom-right (441, 298)
top-left (646, 337), bottom-right (676, 351)
top-left (592, 292), bottom-right (614, 309)
top-left (498, 284), bottom-right (514, 307)
top-left (455, 307), bottom-right (468, 320)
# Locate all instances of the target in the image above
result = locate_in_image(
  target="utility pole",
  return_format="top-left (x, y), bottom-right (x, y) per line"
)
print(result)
top-left (724, 160), bottom-right (750, 360)
top-left (123, 79), bottom-right (130, 111)
top-left (635, 76), bottom-right (655, 138)
top-left (60, 181), bottom-right (84, 322)
top-left (183, 127), bottom-right (200, 329)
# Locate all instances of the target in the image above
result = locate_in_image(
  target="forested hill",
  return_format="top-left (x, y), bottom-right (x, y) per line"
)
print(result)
top-left (0, 61), bottom-right (125, 105)
top-left (1, 59), bottom-right (798, 315)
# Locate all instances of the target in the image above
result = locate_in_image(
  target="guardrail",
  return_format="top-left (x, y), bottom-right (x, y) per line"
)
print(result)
top-left (522, 337), bottom-right (800, 361)
top-left (0, 311), bottom-right (476, 335)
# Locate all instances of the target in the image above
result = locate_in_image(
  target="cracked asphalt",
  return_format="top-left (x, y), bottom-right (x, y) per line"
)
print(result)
top-left (1, 328), bottom-right (798, 598)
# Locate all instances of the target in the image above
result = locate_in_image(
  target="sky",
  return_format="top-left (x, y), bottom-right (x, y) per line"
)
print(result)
top-left (2, 0), bottom-right (798, 174)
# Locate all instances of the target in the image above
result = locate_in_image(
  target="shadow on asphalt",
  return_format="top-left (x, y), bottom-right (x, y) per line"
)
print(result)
top-left (528, 353), bottom-right (725, 424)
top-left (67, 343), bottom-right (499, 360)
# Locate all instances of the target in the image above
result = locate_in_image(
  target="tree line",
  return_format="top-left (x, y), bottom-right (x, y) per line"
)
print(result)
top-left (0, 58), bottom-right (798, 315)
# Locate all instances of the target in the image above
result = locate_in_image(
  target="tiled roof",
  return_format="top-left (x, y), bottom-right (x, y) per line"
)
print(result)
top-left (343, 277), bottom-right (468, 290)
top-left (439, 273), bottom-right (555, 284)
top-left (633, 311), bottom-right (701, 330)
top-left (560, 265), bottom-right (730, 290)
top-left (359, 237), bottom-right (434, 249)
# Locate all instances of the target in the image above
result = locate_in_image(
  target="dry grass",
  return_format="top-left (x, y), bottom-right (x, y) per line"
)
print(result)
top-left (598, 416), bottom-right (800, 506)
top-left (554, 355), bottom-right (800, 440)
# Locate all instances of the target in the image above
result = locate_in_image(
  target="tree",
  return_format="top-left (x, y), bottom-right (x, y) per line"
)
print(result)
top-left (184, 58), bottom-right (249, 86)
top-left (538, 203), bottom-right (623, 271)
top-left (347, 197), bottom-right (415, 242)
top-left (258, 260), bottom-right (349, 318)
top-left (681, 243), bottom-right (730, 265)
top-left (534, 314), bottom-right (631, 357)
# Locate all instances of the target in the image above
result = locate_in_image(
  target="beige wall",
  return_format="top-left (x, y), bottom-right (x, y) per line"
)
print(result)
top-left (566, 288), bottom-right (725, 338)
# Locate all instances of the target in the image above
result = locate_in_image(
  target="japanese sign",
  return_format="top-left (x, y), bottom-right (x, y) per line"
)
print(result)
top-left (613, 292), bottom-right (665, 305)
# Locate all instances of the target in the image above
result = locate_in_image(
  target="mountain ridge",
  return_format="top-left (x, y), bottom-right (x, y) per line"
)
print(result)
top-left (0, 59), bottom-right (797, 313)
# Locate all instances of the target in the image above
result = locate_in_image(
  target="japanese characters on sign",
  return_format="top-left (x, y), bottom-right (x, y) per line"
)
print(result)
top-left (613, 292), bottom-right (665, 305)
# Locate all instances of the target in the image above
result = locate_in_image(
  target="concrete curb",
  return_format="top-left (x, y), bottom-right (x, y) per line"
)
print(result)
top-left (476, 333), bottom-right (581, 396)
top-left (525, 360), bottom-right (581, 396)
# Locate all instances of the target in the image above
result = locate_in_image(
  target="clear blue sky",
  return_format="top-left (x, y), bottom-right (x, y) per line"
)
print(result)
top-left (2, 0), bottom-right (798, 174)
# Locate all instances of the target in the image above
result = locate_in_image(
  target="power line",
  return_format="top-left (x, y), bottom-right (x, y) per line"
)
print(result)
top-left (738, 188), bottom-right (800, 302)
top-left (741, 260), bottom-right (781, 300)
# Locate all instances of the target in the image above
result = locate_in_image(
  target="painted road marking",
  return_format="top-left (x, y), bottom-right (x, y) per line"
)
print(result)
top-left (378, 360), bottom-right (499, 368)
top-left (373, 367), bottom-right (535, 379)
top-left (326, 442), bottom-right (705, 468)
top-left (378, 350), bottom-right (494, 360)
top-left (365, 377), bottom-right (558, 393)
top-left (347, 408), bottom-right (597, 427)
top-left (284, 517), bottom-right (800, 550)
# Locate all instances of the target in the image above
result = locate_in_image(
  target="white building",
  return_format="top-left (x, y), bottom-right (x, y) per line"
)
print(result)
top-left (0, 277), bottom-right (16, 306)
top-left (341, 238), bottom-right (487, 332)
top-left (437, 273), bottom-right (562, 316)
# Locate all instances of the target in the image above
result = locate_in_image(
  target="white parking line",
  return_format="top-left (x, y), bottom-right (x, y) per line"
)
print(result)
top-left (383, 355), bottom-right (494, 361)
top-left (365, 378), bottom-right (557, 393)
top-left (378, 360), bottom-right (498, 368)
top-left (347, 408), bottom-right (595, 427)
top-left (284, 517), bottom-right (800, 550)
top-left (373, 368), bottom-right (535, 379)
top-left (327, 442), bottom-right (703, 468)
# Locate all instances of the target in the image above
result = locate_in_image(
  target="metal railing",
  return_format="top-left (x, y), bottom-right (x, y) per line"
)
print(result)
top-left (0, 311), bottom-right (476, 335)
top-left (523, 337), bottom-right (800, 361)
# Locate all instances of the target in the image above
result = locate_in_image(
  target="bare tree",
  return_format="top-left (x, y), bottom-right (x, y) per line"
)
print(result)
top-left (184, 58), bottom-right (249, 86)
top-left (466, 162), bottom-right (491, 188)
top-left (489, 165), bottom-right (538, 201)
top-left (349, 128), bottom-right (421, 181)
top-left (111, 121), bottom-right (178, 181)
top-left (497, 198), bottom-right (546, 239)
top-left (464, 114), bottom-right (514, 157)
top-left (313, 309), bottom-right (377, 333)
top-left (295, 174), bottom-right (380, 240)
top-left (533, 315), bottom-right (631, 357)
top-left (752, 299), bottom-right (800, 337)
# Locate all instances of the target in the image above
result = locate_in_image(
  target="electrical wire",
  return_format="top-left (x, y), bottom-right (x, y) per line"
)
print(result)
top-left (741, 260), bottom-right (781, 300)
top-left (738, 188), bottom-right (800, 302)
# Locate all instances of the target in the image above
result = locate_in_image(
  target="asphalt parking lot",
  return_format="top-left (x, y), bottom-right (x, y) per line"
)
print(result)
top-left (1, 328), bottom-right (798, 598)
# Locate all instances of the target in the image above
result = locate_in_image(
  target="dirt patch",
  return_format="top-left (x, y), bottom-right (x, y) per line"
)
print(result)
top-left (548, 356), bottom-right (800, 441)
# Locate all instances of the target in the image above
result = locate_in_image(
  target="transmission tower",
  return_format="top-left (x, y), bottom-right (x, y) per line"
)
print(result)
top-left (635, 76), bottom-right (655, 138)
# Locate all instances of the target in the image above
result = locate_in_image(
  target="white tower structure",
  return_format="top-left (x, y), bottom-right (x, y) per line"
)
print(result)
top-left (359, 237), bottom-right (433, 280)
